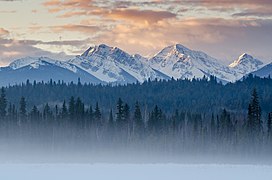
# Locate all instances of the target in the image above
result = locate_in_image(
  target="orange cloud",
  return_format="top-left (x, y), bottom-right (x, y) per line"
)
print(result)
top-left (108, 9), bottom-right (176, 24)
top-left (0, 28), bottom-right (9, 37)
top-left (44, 0), bottom-right (94, 12)
top-left (50, 24), bottom-right (100, 34)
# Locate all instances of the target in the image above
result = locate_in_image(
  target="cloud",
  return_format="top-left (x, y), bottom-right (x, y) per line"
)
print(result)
top-left (107, 9), bottom-right (176, 24)
top-left (0, 28), bottom-right (9, 37)
top-left (232, 7), bottom-right (272, 17)
top-left (43, 0), bottom-right (94, 11)
top-left (1, 0), bottom-right (271, 65)
top-left (180, 0), bottom-right (272, 16)
top-left (50, 24), bottom-right (101, 34)
top-left (0, 10), bottom-right (16, 13)
top-left (89, 17), bottom-right (272, 63)
top-left (0, 38), bottom-right (79, 66)
top-left (182, 0), bottom-right (272, 6)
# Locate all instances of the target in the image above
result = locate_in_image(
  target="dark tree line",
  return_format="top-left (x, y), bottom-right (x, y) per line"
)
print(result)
top-left (3, 74), bottom-right (272, 115)
top-left (0, 86), bottom-right (271, 156)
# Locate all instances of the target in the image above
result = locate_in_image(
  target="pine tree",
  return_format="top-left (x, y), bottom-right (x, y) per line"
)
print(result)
top-left (219, 109), bottom-right (233, 143)
top-left (172, 110), bottom-right (179, 133)
top-left (61, 101), bottom-right (68, 119)
top-left (0, 87), bottom-right (7, 120)
top-left (94, 102), bottom-right (101, 121)
top-left (30, 105), bottom-right (39, 124)
top-left (123, 103), bottom-right (130, 122)
top-left (43, 103), bottom-right (53, 122)
top-left (148, 105), bottom-right (163, 134)
top-left (68, 96), bottom-right (75, 120)
top-left (210, 113), bottom-right (215, 138)
top-left (268, 113), bottom-right (272, 140)
top-left (55, 105), bottom-right (59, 118)
top-left (109, 109), bottom-right (114, 126)
top-left (108, 109), bottom-right (114, 137)
top-left (7, 103), bottom-right (12, 118)
top-left (87, 105), bottom-right (94, 129)
top-left (134, 101), bottom-right (143, 132)
top-left (19, 97), bottom-right (27, 125)
top-left (247, 88), bottom-right (262, 141)
top-left (116, 98), bottom-right (124, 124)
top-left (75, 97), bottom-right (84, 118)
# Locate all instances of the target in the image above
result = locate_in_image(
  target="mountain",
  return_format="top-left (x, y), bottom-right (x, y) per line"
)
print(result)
top-left (251, 62), bottom-right (272, 78)
top-left (0, 57), bottom-right (103, 86)
top-left (148, 44), bottom-right (237, 82)
top-left (69, 44), bottom-right (169, 84)
top-left (0, 44), bottom-right (268, 87)
top-left (229, 53), bottom-right (264, 78)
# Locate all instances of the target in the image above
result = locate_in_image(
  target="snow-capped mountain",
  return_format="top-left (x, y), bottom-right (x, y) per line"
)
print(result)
top-left (0, 57), bottom-right (103, 86)
top-left (0, 43), bottom-right (269, 87)
top-left (229, 53), bottom-right (264, 78)
top-left (69, 44), bottom-right (169, 84)
top-left (148, 44), bottom-right (237, 82)
top-left (251, 62), bottom-right (272, 78)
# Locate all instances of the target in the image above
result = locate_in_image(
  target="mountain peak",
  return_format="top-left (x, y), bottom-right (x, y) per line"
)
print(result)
top-left (229, 53), bottom-right (263, 68)
top-left (238, 53), bottom-right (254, 60)
top-left (174, 44), bottom-right (191, 52)
top-left (229, 53), bottom-right (264, 75)
top-left (81, 44), bottom-right (113, 57)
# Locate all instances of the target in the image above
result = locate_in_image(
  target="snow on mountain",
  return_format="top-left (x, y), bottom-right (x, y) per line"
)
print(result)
top-left (251, 62), bottom-right (272, 78)
top-left (148, 44), bottom-right (237, 82)
top-left (69, 44), bottom-right (169, 84)
top-left (1, 44), bottom-right (268, 86)
top-left (0, 57), bottom-right (103, 87)
top-left (9, 57), bottom-right (80, 73)
top-left (9, 56), bottom-right (39, 70)
top-left (229, 53), bottom-right (264, 77)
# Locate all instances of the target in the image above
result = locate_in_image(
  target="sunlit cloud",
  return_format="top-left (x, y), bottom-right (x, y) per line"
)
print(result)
top-left (0, 28), bottom-right (9, 37)
top-left (0, 0), bottom-right (271, 65)
top-left (50, 24), bottom-right (101, 34)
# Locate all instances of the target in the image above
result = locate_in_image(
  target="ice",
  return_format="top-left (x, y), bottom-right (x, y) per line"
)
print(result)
top-left (0, 164), bottom-right (271, 180)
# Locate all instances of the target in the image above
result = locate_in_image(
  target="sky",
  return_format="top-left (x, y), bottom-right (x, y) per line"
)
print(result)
top-left (0, 0), bottom-right (272, 66)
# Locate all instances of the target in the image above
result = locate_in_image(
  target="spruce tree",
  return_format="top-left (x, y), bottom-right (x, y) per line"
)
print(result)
top-left (43, 103), bottom-right (53, 122)
top-left (247, 88), bottom-right (262, 141)
top-left (134, 101), bottom-right (143, 132)
top-left (108, 109), bottom-right (114, 137)
top-left (109, 109), bottom-right (114, 126)
top-left (94, 102), bottom-right (101, 121)
top-left (87, 105), bottom-right (94, 129)
top-left (30, 105), bottom-right (39, 124)
top-left (268, 113), bottom-right (272, 140)
top-left (61, 101), bottom-right (68, 119)
top-left (19, 97), bottom-right (27, 124)
top-left (123, 103), bottom-right (130, 122)
top-left (68, 96), bottom-right (75, 120)
top-left (0, 87), bottom-right (7, 120)
top-left (210, 113), bottom-right (215, 138)
top-left (116, 98), bottom-right (124, 124)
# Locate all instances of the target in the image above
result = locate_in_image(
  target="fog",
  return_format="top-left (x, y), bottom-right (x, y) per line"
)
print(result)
top-left (0, 119), bottom-right (271, 165)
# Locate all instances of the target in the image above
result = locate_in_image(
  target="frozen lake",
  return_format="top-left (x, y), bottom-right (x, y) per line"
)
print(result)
top-left (0, 164), bottom-right (271, 180)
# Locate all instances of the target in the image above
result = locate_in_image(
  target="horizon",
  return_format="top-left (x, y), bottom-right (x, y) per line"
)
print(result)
top-left (1, 0), bottom-right (272, 66)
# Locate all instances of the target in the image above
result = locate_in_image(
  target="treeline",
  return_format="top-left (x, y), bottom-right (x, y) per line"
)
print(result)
top-left (0, 87), bottom-right (271, 156)
top-left (3, 74), bottom-right (272, 115)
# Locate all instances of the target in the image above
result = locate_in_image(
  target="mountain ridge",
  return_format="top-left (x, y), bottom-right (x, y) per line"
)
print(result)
top-left (0, 44), bottom-right (270, 86)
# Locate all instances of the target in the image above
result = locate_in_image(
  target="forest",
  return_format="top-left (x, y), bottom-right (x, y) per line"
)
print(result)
top-left (0, 75), bottom-right (272, 161)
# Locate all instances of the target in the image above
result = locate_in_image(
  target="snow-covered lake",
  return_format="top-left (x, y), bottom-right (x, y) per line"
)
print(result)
top-left (0, 164), bottom-right (271, 180)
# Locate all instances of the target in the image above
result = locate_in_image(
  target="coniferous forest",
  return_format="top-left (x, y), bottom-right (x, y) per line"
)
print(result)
top-left (0, 75), bottom-right (272, 162)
